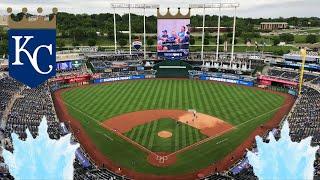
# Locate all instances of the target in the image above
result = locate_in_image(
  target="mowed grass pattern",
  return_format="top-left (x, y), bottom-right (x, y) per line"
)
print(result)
top-left (61, 79), bottom-right (286, 175)
top-left (124, 118), bottom-right (207, 152)
top-left (63, 80), bottom-right (283, 124)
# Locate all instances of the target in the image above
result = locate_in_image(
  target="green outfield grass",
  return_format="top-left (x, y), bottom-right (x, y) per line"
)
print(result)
top-left (60, 79), bottom-right (286, 175)
top-left (124, 118), bottom-right (207, 152)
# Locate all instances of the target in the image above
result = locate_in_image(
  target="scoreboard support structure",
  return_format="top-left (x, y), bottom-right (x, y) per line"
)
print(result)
top-left (111, 3), bottom-right (159, 58)
top-left (111, 2), bottom-right (240, 63)
top-left (189, 2), bottom-right (240, 66)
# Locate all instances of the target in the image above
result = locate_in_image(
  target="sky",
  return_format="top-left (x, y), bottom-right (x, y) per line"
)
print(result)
top-left (1, 0), bottom-right (319, 18)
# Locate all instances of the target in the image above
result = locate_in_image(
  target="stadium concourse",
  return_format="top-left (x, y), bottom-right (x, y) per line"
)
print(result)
top-left (0, 51), bottom-right (319, 179)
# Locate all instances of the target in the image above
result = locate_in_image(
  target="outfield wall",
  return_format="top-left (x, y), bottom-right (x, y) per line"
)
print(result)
top-left (93, 74), bottom-right (255, 87)
top-left (93, 75), bottom-right (151, 84)
top-left (200, 75), bottom-right (254, 87)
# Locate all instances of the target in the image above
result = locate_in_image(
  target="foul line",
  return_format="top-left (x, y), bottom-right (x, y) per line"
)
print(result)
top-left (96, 131), bottom-right (114, 141)
top-left (216, 138), bottom-right (228, 145)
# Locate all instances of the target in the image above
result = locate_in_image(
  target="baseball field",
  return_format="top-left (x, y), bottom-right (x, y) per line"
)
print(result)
top-left (53, 79), bottom-right (294, 178)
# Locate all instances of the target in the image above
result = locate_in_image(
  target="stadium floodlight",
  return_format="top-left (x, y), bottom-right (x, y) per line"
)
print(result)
top-left (111, 3), bottom-right (159, 59)
top-left (111, 3), bottom-right (159, 9)
top-left (190, 2), bottom-right (240, 65)
top-left (189, 3), bottom-right (240, 9)
top-left (111, 3), bottom-right (130, 8)
top-left (113, 8), bottom-right (117, 53)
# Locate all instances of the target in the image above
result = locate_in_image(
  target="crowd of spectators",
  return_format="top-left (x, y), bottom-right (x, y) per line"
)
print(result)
top-left (90, 60), bottom-right (143, 73)
top-left (268, 69), bottom-right (285, 77)
top-left (0, 76), bottom-right (22, 122)
top-left (0, 77), bottom-right (22, 178)
top-left (5, 84), bottom-right (61, 141)
top-left (268, 68), bottom-right (319, 82)
top-left (268, 68), bottom-right (299, 80)
top-left (56, 63), bottom-right (89, 78)
top-left (74, 161), bottom-right (129, 180)
top-left (287, 87), bottom-right (320, 177)
top-left (312, 77), bottom-right (320, 85)
top-left (303, 74), bottom-right (319, 82)
top-left (288, 87), bottom-right (320, 146)
top-left (281, 71), bottom-right (299, 79)
top-left (229, 167), bottom-right (257, 180)
top-left (99, 71), bottom-right (145, 79)
top-left (200, 173), bottom-right (233, 180)
top-left (86, 53), bottom-right (140, 62)
top-left (91, 61), bottom-right (110, 71)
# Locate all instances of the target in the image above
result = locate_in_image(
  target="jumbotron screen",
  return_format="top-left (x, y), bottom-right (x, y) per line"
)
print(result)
top-left (157, 19), bottom-right (190, 60)
top-left (57, 61), bottom-right (72, 70)
top-left (56, 61), bottom-right (84, 71)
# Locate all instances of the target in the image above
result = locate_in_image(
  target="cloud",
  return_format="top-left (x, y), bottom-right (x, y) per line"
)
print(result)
top-left (0, 0), bottom-right (319, 18)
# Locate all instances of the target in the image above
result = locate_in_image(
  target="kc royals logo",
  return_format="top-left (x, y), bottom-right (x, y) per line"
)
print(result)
top-left (7, 7), bottom-right (57, 88)
top-left (133, 37), bottom-right (142, 51)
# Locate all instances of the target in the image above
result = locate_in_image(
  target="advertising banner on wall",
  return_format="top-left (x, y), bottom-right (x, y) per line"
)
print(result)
top-left (200, 76), bottom-right (254, 87)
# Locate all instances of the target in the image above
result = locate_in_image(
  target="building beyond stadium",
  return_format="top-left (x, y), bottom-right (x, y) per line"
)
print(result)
top-left (260, 22), bottom-right (288, 31)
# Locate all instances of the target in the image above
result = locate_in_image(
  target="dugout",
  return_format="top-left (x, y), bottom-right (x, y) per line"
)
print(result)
top-left (153, 60), bottom-right (193, 78)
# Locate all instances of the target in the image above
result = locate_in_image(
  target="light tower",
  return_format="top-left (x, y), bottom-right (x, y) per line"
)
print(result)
top-left (111, 3), bottom-right (159, 58)
top-left (189, 2), bottom-right (240, 66)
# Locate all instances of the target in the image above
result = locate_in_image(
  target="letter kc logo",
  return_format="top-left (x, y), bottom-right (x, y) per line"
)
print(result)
top-left (7, 7), bottom-right (57, 88)
top-left (12, 35), bottom-right (53, 74)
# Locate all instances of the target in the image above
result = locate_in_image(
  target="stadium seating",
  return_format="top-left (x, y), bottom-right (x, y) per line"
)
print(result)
top-left (5, 84), bottom-right (61, 141)
top-left (268, 69), bottom-right (299, 80)
top-left (268, 69), bottom-right (286, 77)
top-left (312, 77), bottom-right (320, 85)
top-left (56, 63), bottom-right (89, 77)
top-left (230, 167), bottom-right (257, 180)
top-left (99, 71), bottom-right (144, 79)
top-left (0, 77), bottom-right (22, 121)
top-left (287, 87), bottom-right (320, 177)
top-left (200, 173), bottom-right (233, 180)
top-left (90, 61), bottom-right (108, 70)
top-left (268, 68), bottom-right (319, 82)
top-left (281, 71), bottom-right (299, 79)
top-left (74, 167), bottom-right (129, 180)
top-left (303, 74), bottom-right (319, 82)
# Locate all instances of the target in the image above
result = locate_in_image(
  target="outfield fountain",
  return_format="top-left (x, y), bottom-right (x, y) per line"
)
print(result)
top-left (247, 121), bottom-right (318, 179)
top-left (2, 116), bottom-right (79, 179)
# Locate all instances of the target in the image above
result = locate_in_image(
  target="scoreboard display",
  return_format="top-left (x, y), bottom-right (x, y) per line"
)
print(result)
top-left (57, 61), bottom-right (83, 71)
top-left (157, 18), bottom-right (190, 60)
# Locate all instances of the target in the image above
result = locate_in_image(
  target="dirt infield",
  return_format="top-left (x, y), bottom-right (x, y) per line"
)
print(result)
top-left (158, 131), bottom-right (173, 138)
top-left (52, 80), bottom-right (295, 180)
top-left (102, 109), bottom-right (234, 137)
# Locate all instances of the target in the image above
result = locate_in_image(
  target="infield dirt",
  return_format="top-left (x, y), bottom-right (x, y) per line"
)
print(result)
top-left (102, 109), bottom-right (234, 137)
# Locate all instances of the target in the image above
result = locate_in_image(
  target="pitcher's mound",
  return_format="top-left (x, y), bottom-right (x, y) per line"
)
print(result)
top-left (158, 131), bottom-right (172, 138)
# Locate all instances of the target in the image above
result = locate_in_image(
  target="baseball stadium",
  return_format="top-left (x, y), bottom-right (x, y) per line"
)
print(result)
top-left (53, 78), bottom-right (294, 179)
top-left (0, 1), bottom-right (320, 180)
